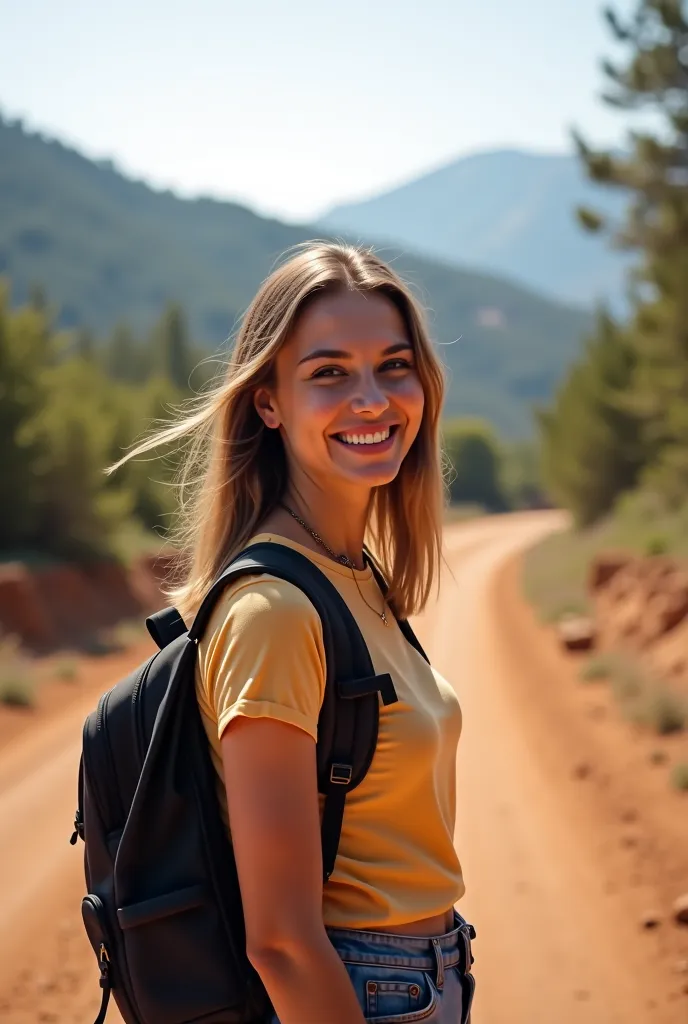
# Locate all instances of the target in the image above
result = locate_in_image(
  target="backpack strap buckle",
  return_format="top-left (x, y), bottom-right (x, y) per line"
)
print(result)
top-left (329, 763), bottom-right (353, 785)
top-left (337, 673), bottom-right (398, 707)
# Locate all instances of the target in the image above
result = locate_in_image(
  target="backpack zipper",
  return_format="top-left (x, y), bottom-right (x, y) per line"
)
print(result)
top-left (95, 686), bottom-right (126, 826)
top-left (130, 658), bottom-right (154, 768)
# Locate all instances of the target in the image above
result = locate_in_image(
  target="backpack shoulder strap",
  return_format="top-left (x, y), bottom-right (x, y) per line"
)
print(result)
top-left (189, 542), bottom-right (399, 883)
top-left (363, 546), bottom-right (430, 663)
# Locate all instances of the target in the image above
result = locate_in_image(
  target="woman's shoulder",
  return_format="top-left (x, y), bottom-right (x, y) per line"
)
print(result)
top-left (202, 571), bottom-right (323, 652)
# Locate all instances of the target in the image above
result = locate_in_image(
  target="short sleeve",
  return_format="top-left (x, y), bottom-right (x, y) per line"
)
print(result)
top-left (198, 576), bottom-right (326, 743)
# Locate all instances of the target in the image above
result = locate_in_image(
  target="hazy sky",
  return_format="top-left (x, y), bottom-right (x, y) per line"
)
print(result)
top-left (1, 0), bottom-right (635, 222)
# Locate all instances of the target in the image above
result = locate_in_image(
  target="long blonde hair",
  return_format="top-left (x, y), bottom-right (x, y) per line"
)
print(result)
top-left (113, 242), bottom-right (447, 620)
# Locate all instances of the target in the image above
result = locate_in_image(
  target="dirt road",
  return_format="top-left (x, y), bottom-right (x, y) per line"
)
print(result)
top-left (0, 512), bottom-right (686, 1023)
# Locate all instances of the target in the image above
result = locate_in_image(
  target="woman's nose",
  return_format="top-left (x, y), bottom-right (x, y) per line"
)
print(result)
top-left (350, 373), bottom-right (390, 416)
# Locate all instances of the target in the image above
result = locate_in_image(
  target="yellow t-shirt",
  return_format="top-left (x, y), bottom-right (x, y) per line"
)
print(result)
top-left (195, 533), bottom-right (465, 930)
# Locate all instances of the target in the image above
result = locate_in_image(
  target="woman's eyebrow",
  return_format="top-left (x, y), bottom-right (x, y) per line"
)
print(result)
top-left (297, 341), bottom-right (412, 366)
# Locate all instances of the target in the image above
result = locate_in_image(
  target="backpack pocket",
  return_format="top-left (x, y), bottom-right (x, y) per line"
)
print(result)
top-left (82, 893), bottom-right (139, 1024)
top-left (117, 884), bottom-right (245, 1024)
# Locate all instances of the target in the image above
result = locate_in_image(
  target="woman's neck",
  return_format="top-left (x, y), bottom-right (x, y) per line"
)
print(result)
top-left (273, 484), bottom-right (371, 571)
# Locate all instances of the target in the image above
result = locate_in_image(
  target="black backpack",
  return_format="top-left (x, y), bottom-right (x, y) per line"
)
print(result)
top-left (71, 542), bottom-right (428, 1024)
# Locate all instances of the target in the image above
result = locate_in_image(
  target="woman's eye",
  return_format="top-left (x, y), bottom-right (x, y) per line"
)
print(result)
top-left (312, 366), bottom-right (346, 378)
top-left (382, 359), bottom-right (412, 371)
top-left (311, 359), bottom-right (412, 379)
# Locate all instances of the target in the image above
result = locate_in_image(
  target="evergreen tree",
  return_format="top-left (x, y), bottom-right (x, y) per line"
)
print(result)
top-left (74, 327), bottom-right (95, 361)
top-left (538, 312), bottom-right (644, 525)
top-left (0, 287), bottom-right (50, 548)
top-left (574, 0), bottom-right (688, 505)
top-left (106, 323), bottom-right (141, 383)
top-left (152, 302), bottom-right (193, 391)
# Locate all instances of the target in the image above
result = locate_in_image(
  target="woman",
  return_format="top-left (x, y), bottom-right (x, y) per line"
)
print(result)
top-left (135, 241), bottom-right (475, 1023)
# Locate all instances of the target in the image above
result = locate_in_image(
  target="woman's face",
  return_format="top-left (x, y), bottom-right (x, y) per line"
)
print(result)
top-left (255, 289), bottom-right (425, 495)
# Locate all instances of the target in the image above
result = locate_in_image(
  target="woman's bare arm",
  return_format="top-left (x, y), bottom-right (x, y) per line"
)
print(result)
top-left (221, 717), bottom-right (366, 1024)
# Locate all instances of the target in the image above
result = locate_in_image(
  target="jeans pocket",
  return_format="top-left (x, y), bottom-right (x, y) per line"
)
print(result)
top-left (341, 960), bottom-right (436, 1022)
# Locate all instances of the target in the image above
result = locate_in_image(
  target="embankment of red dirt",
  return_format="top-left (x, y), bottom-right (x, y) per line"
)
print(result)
top-left (496, 551), bottom-right (688, 1007)
top-left (590, 552), bottom-right (688, 694)
top-left (0, 553), bottom-right (180, 651)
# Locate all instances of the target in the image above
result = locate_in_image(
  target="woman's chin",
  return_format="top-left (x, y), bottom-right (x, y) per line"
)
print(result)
top-left (330, 458), bottom-right (402, 490)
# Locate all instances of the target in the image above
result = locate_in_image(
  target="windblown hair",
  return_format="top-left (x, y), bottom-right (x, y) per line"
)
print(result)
top-left (112, 242), bottom-right (447, 620)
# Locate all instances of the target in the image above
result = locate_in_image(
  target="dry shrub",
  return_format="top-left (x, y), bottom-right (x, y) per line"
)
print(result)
top-left (0, 634), bottom-right (36, 708)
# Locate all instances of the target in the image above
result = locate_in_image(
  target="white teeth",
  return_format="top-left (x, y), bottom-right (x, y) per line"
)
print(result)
top-left (338, 428), bottom-right (391, 446)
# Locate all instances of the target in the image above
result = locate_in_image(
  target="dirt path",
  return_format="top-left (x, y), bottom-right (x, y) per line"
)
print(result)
top-left (0, 513), bottom-right (686, 1023)
top-left (414, 511), bottom-right (688, 1023)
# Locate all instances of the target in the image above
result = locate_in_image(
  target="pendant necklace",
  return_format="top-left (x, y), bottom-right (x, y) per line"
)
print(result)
top-left (280, 503), bottom-right (389, 626)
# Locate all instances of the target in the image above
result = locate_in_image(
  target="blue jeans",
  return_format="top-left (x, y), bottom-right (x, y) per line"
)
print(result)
top-left (270, 910), bottom-right (475, 1023)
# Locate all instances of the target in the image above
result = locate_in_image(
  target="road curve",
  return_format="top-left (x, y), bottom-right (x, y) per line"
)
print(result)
top-left (0, 512), bottom-right (681, 1022)
top-left (414, 511), bottom-right (681, 1024)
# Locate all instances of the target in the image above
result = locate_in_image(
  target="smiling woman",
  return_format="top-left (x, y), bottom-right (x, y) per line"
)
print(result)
top-left (252, 288), bottom-right (426, 519)
top-left (110, 241), bottom-right (475, 1024)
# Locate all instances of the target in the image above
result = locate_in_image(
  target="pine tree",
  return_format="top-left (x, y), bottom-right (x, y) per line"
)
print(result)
top-left (538, 312), bottom-right (644, 524)
top-left (74, 327), bottom-right (95, 361)
top-left (152, 302), bottom-right (193, 391)
top-left (106, 323), bottom-right (140, 382)
top-left (574, 0), bottom-right (688, 504)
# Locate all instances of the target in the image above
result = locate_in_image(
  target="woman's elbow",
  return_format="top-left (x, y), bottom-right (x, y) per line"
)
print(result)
top-left (246, 919), bottom-right (325, 972)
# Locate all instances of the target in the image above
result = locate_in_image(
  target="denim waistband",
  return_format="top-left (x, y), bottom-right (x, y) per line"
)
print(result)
top-left (325, 910), bottom-right (473, 975)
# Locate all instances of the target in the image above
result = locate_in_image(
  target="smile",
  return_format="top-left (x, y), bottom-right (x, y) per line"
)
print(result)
top-left (332, 425), bottom-right (399, 449)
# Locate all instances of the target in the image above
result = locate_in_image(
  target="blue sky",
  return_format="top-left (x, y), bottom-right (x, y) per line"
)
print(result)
top-left (1, 0), bottom-right (636, 222)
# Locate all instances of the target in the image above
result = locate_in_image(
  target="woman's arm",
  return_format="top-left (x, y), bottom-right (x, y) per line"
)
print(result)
top-left (221, 716), bottom-right (366, 1024)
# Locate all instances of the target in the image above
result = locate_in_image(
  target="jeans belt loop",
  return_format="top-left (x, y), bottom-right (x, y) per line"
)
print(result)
top-left (461, 925), bottom-right (474, 974)
top-left (431, 937), bottom-right (444, 990)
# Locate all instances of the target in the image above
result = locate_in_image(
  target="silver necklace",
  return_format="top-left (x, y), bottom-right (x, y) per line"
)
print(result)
top-left (280, 503), bottom-right (389, 626)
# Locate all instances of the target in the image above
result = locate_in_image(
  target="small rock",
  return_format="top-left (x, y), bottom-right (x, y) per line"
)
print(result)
top-left (673, 893), bottom-right (688, 926)
top-left (620, 834), bottom-right (638, 849)
top-left (557, 615), bottom-right (596, 652)
top-left (674, 960), bottom-right (688, 975)
top-left (573, 762), bottom-right (592, 780)
top-left (649, 749), bottom-right (668, 766)
top-left (640, 911), bottom-right (661, 929)
top-left (620, 809), bottom-right (638, 824)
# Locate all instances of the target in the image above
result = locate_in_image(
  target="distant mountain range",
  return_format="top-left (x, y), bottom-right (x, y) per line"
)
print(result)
top-left (0, 116), bottom-right (591, 435)
top-left (319, 149), bottom-right (631, 308)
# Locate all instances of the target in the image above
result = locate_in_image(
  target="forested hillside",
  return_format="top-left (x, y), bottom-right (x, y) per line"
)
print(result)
top-left (0, 114), bottom-right (590, 435)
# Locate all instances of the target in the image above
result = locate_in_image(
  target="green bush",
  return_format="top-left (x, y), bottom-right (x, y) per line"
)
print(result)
top-left (443, 418), bottom-right (508, 512)
top-left (0, 636), bottom-right (36, 707)
top-left (579, 654), bottom-right (615, 682)
top-left (54, 657), bottom-right (79, 682)
top-left (670, 762), bottom-right (688, 791)
top-left (644, 534), bottom-right (668, 557)
top-left (640, 687), bottom-right (687, 736)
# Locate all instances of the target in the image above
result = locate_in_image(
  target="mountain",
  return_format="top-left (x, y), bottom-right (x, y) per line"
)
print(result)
top-left (318, 149), bottom-right (631, 309)
top-left (0, 116), bottom-right (590, 436)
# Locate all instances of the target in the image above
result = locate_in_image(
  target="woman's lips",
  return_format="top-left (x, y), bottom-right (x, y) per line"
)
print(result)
top-left (331, 427), bottom-right (399, 455)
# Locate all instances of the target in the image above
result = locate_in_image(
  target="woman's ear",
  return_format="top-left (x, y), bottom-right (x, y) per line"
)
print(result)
top-left (253, 387), bottom-right (281, 429)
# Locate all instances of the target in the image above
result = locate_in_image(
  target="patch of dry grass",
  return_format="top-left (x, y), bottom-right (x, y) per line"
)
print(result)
top-left (53, 656), bottom-right (80, 682)
top-left (671, 762), bottom-right (688, 791)
top-left (0, 635), bottom-right (36, 708)
top-left (579, 653), bottom-right (616, 683)
top-left (522, 492), bottom-right (688, 624)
